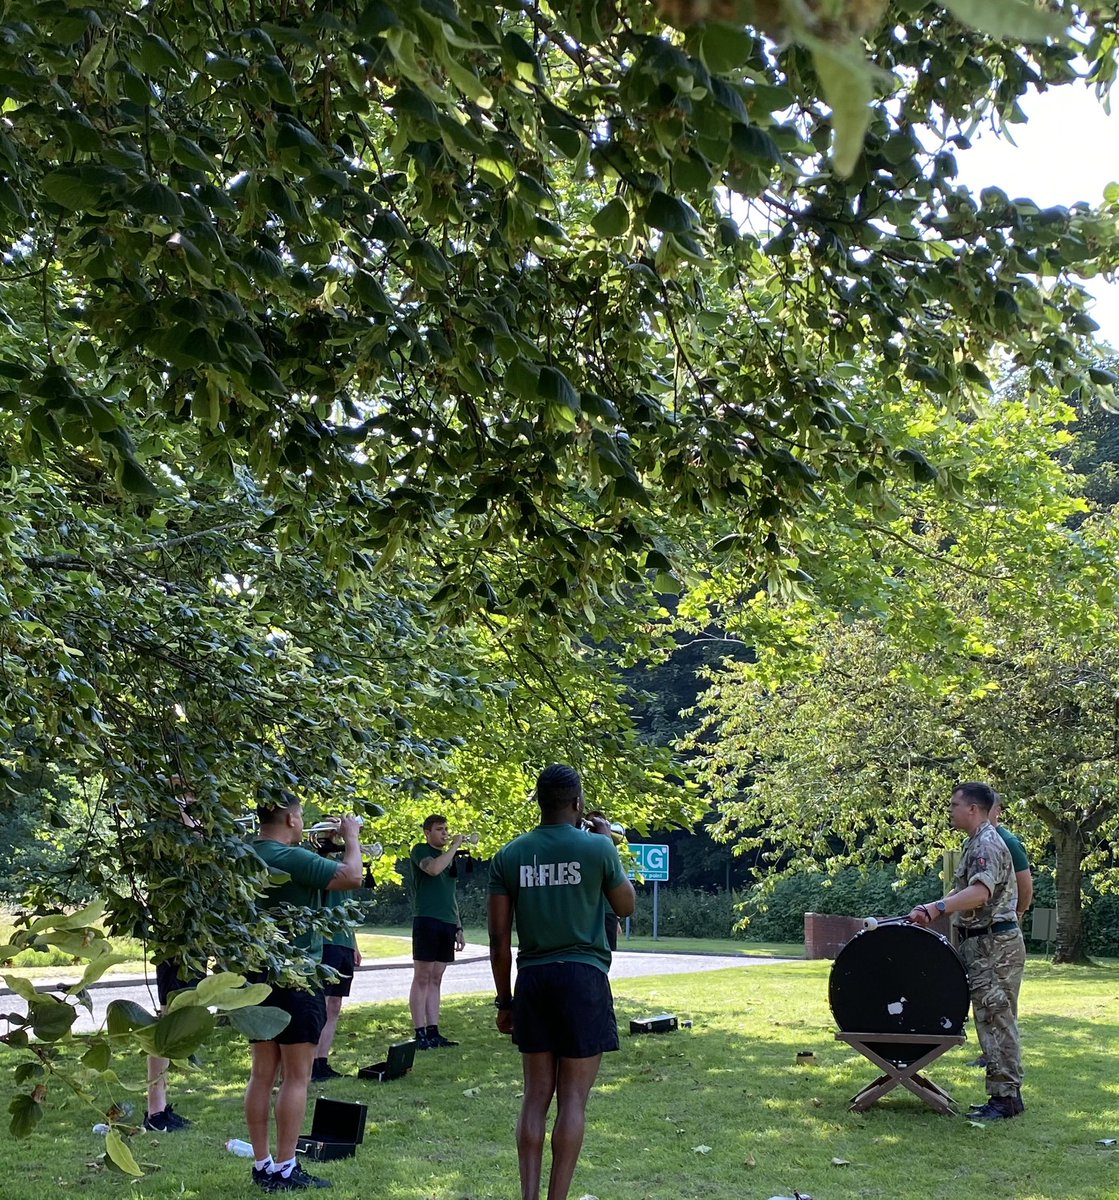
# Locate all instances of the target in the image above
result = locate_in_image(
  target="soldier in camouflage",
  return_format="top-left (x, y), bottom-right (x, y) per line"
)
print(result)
top-left (908, 781), bottom-right (1025, 1120)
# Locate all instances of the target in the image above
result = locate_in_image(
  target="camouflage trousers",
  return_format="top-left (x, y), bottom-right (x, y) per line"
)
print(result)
top-left (961, 927), bottom-right (1025, 1097)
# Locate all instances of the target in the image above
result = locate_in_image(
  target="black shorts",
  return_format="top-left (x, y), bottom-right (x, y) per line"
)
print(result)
top-left (513, 962), bottom-right (619, 1058)
top-left (155, 958), bottom-right (204, 1008)
top-left (322, 944), bottom-right (356, 997)
top-left (412, 915), bottom-right (457, 964)
top-left (246, 976), bottom-right (327, 1046)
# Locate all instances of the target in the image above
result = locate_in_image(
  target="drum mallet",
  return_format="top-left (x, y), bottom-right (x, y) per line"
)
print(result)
top-left (861, 915), bottom-right (913, 931)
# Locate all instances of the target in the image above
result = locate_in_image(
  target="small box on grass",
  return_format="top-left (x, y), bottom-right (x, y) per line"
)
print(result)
top-left (296, 1098), bottom-right (367, 1161)
top-left (629, 1013), bottom-right (679, 1035)
top-left (358, 1038), bottom-right (416, 1082)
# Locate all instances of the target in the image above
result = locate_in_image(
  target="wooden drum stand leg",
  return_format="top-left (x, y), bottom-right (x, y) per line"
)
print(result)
top-left (835, 1032), bottom-right (966, 1114)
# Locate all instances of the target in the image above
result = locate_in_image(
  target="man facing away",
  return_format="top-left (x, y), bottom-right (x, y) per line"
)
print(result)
top-left (409, 813), bottom-right (465, 1049)
top-left (245, 800), bottom-right (362, 1190)
top-left (488, 764), bottom-right (636, 1200)
top-left (908, 780), bottom-right (1026, 1120)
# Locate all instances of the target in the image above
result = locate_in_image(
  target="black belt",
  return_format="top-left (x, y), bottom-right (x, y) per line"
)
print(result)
top-left (959, 920), bottom-right (1018, 939)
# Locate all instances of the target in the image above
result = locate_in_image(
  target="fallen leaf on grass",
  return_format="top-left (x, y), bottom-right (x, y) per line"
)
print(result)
top-left (463, 1087), bottom-right (481, 1098)
top-left (693, 1145), bottom-right (711, 1154)
top-left (744, 1154), bottom-right (756, 1168)
top-left (831, 1156), bottom-right (851, 1165)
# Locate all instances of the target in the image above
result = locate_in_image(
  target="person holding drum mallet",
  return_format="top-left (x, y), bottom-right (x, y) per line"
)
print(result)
top-left (906, 781), bottom-right (1025, 1121)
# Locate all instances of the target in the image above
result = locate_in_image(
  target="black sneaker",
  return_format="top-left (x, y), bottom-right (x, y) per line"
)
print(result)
top-left (968, 1055), bottom-right (988, 1068)
top-left (310, 1062), bottom-right (343, 1081)
top-left (429, 1033), bottom-right (459, 1048)
top-left (415, 1030), bottom-right (432, 1050)
top-left (968, 1095), bottom-right (1024, 1121)
top-left (270, 1162), bottom-right (333, 1190)
top-left (252, 1166), bottom-right (277, 1191)
top-left (143, 1105), bottom-right (192, 1132)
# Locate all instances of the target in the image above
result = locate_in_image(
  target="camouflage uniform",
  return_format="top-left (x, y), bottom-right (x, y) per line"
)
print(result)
top-left (953, 821), bottom-right (1025, 1099)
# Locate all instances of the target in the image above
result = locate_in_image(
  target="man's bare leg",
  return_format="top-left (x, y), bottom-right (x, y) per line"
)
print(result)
top-left (518, 1052), bottom-right (559, 1200)
top-left (245, 1042), bottom-right (281, 1161)
top-left (316, 996), bottom-right (343, 1060)
top-left (274, 1042), bottom-right (316, 1162)
top-left (410, 960), bottom-right (448, 1029)
top-left (147, 1054), bottom-right (169, 1116)
top-left (546, 1055), bottom-right (602, 1200)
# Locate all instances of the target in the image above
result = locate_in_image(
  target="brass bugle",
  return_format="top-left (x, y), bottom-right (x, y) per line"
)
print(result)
top-left (582, 817), bottom-right (626, 844)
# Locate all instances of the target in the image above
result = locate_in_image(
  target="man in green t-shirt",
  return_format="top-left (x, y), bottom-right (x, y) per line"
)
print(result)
top-left (488, 764), bottom-right (636, 1200)
top-left (409, 814), bottom-right (465, 1049)
top-left (244, 800), bottom-right (362, 1192)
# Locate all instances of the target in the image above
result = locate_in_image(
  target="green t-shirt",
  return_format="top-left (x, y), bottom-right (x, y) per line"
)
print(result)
top-left (487, 823), bottom-right (629, 973)
top-left (253, 838), bottom-right (340, 961)
top-left (996, 825), bottom-right (1030, 873)
top-left (325, 887), bottom-right (358, 949)
top-left (410, 843), bottom-right (460, 924)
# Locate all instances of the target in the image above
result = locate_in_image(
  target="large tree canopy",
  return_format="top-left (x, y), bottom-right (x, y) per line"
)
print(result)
top-left (3, 0), bottom-right (1119, 627)
top-left (684, 389), bottom-right (1119, 963)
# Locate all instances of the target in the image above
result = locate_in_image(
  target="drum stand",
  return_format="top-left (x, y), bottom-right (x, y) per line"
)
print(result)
top-left (835, 1031), bottom-right (966, 1114)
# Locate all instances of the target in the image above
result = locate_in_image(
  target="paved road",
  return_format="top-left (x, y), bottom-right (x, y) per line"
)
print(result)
top-left (6, 945), bottom-right (797, 1035)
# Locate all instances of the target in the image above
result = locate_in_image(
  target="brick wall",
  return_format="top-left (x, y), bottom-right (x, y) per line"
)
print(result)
top-left (804, 911), bottom-right (952, 959)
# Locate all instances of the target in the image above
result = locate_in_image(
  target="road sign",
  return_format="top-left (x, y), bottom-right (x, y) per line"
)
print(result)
top-left (627, 843), bottom-right (669, 882)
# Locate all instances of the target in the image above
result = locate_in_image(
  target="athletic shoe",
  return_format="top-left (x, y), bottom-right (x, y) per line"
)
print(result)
top-left (415, 1030), bottom-right (432, 1050)
top-left (968, 1090), bottom-right (1024, 1114)
top-left (310, 1062), bottom-right (343, 1081)
top-left (429, 1033), bottom-right (459, 1048)
top-left (143, 1105), bottom-right (192, 1132)
top-left (270, 1162), bottom-right (333, 1190)
top-left (253, 1166), bottom-right (277, 1191)
top-left (968, 1055), bottom-right (988, 1068)
top-left (968, 1094), bottom-right (1024, 1121)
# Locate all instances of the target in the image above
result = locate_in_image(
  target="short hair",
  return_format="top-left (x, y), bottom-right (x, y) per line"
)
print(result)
top-left (953, 781), bottom-right (997, 812)
top-left (257, 793), bottom-right (301, 825)
top-left (534, 764), bottom-right (582, 815)
top-left (423, 813), bottom-right (447, 832)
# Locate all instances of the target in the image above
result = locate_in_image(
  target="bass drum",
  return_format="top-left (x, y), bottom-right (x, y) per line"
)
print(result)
top-left (828, 923), bottom-right (970, 1066)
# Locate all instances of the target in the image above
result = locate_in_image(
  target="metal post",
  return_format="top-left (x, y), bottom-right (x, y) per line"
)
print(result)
top-left (653, 880), bottom-right (660, 940)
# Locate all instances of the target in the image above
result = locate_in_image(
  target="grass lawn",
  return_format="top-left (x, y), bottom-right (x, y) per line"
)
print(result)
top-left (3, 959), bottom-right (1118, 1199)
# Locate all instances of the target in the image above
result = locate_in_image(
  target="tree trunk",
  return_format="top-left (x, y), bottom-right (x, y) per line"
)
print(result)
top-left (1052, 825), bottom-right (1089, 964)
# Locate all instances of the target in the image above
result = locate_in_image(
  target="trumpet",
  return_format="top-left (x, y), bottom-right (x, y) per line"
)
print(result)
top-left (308, 816), bottom-right (366, 855)
top-left (582, 813), bottom-right (626, 844)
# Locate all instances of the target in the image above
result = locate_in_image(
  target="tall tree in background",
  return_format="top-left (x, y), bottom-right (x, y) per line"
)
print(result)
top-left (685, 388), bottom-right (1119, 963)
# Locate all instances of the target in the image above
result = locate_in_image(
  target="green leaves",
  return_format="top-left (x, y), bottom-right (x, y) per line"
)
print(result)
top-left (646, 192), bottom-right (697, 234)
top-left (807, 39), bottom-right (876, 179)
top-left (227, 1005), bottom-right (292, 1040)
top-left (592, 198), bottom-right (630, 238)
top-left (134, 1006), bottom-right (215, 1060)
top-left (942, 0), bottom-right (1069, 42)
top-left (8, 1094), bottom-right (43, 1138)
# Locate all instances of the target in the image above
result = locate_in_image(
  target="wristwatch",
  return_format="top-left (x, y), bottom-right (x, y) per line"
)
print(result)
top-left (934, 899), bottom-right (947, 915)
top-left (494, 997), bottom-right (513, 1010)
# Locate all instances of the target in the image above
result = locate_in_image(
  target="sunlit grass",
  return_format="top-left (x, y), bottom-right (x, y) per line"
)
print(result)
top-left (3, 959), bottom-right (1118, 1198)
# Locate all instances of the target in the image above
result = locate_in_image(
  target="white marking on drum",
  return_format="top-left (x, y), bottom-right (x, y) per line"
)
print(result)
top-left (940, 1016), bottom-right (952, 1029)
top-left (886, 997), bottom-right (907, 1016)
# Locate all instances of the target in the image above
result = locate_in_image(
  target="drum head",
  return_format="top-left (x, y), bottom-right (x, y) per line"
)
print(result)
top-left (829, 924), bottom-right (969, 1066)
